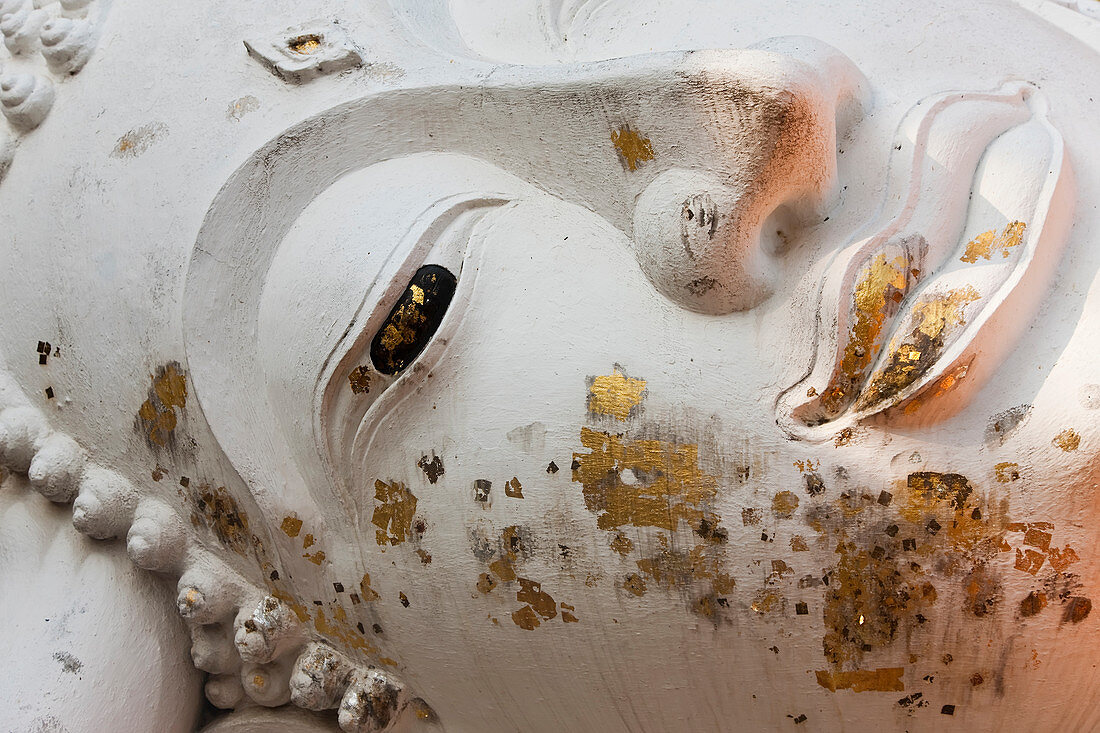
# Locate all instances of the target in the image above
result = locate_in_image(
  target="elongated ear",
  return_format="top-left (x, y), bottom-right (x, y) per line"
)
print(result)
top-left (779, 84), bottom-right (1074, 440)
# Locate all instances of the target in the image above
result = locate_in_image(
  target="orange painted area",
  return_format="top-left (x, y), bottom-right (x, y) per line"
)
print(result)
top-left (815, 667), bottom-right (905, 692)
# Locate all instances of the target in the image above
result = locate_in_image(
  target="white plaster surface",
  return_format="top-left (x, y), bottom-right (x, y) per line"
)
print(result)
top-left (0, 1), bottom-right (1098, 731)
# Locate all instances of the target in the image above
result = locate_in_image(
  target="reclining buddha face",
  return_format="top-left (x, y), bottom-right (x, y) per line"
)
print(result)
top-left (178, 13), bottom-right (1100, 722)
top-left (3, 1), bottom-right (1097, 730)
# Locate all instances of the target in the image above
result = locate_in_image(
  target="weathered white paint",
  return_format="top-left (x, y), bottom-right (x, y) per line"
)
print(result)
top-left (0, 1), bottom-right (1098, 731)
top-left (0, 476), bottom-right (201, 731)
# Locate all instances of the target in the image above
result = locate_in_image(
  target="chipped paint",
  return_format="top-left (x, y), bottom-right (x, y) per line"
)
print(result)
top-left (226, 94), bottom-right (260, 121)
top-left (587, 368), bottom-right (646, 420)
top-left (804, 473), bottom-right (826, 496)
top-left (959, 221), bottom-right (1026, 263)
top-left (112, 122), bottom-right (167, 158)
top-left (417, 454), bottom-right (444, 483)
top-left (987, 404), bottom-right (1032, 444)
top-left (372, 479), bottom-right (418, 545)
top-left (610, 125), bottom-right (655, 171)
top-left (52, 651), bottom-right (83, 674)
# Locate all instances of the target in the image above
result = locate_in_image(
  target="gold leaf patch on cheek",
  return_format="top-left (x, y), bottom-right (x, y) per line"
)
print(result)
top-left (371, 479), bottom-right (418, 545)
top-left (587, 368), bottom-right (647, 421)
top-left (571, 427), bottom-right (719, 532)
top-left (138, 363), bottom-right (187, 446)
top-left (1053, 429), bottom-right (1081, 452)
top-left (281, 516), bottom-right (303, 537)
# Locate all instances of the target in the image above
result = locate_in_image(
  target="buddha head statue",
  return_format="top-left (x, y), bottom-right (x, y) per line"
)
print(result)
top-left (0, 1), bottom-right (1097, 731)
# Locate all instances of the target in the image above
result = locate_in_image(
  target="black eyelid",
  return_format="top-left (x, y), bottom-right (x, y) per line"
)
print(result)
top-left (370, 264), bottom-right (457, 375)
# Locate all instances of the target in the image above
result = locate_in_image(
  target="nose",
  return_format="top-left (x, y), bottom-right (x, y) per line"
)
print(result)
top-left (631, 38), bottom-right (867, 314)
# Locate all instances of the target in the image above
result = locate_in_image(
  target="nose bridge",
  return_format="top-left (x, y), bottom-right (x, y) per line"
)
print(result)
top-left (623, 41), bottom-right (868, 314)
top-left (522, 41), bottom-right (867, 243)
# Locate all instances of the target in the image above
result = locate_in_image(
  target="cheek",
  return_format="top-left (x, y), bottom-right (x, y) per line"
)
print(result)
top-left (355, 191), bottom-right (818, 509)
top-left (360, 198), bottom-right (655, 497)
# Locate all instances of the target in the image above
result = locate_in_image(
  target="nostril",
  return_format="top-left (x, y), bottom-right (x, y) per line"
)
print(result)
top-left (682, 193), bottom-right (717, 232)
top-left (635, 168), bottom-right (776, 314)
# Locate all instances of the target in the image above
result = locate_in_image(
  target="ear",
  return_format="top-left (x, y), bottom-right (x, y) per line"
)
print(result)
top-left (779, 84), bottom-right (1074, 440)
